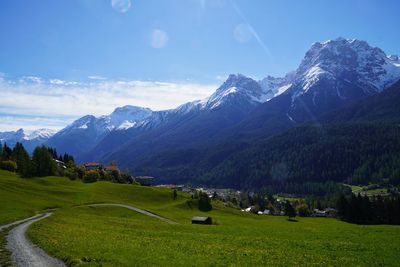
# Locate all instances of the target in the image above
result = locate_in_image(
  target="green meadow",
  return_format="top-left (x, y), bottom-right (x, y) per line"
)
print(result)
top-left (1, 170), bottom-right (400, 266)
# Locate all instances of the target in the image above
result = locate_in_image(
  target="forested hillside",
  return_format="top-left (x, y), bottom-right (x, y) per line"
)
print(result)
top-left (201, 123), bottom-right (400, 188)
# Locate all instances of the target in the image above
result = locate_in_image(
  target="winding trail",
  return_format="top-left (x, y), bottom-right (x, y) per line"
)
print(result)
top-left (0, 214), bottom-right (43, 231)
top-left (6, 213), bottom-right (66, 267)
top-left (84, 203), bottom-right (178, 224)
top-left (1, 203), bottom-right (176, 267)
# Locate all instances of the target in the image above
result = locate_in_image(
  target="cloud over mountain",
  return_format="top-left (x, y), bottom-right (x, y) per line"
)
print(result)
top-left (0, 76), bottom-right (216, 131)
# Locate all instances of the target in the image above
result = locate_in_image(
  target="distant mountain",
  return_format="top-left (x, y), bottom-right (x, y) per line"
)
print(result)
top-left (45, 106), bottom-right (153, 157)
top-left (39, 37), bottom-right (400, 188)
top-left (81, 74), bottom-right (270, 163)
top-left (139, 79), bottom-right (400, 188)
top-left (0, 128), bottom-right (56, 153)
top-left (284, 37), bottom-right (400, 122)
top-left (111, 38), bottom-right (400, 184)
top-left (235, 38), bottom-right (400, 136)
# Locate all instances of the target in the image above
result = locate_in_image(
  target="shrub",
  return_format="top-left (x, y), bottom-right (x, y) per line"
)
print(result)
top-left (83, 170), bottom-right (100, 183)
top-left (297, 203), bottom-right (310, 217)
top-left (65, 169), bottom-right (78, 180)
top-left (198, 192), bottom-right (212, 211)
top-left (0, 160), bottom-right (17, 172)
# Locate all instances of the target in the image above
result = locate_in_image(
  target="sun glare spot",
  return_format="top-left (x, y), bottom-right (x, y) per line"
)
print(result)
top-left (111, 0), bottom-right (131, 13)
top-left (150, 29), bottom-right (169, 49)
top-left (233, 23), bottom-right (253, 43)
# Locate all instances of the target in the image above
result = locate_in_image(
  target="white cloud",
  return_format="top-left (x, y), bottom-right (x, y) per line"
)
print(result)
top-left (0, 76), bottom-right (217, 131)
top-left (49, 79), bottom-right (66, 85)
top-left (216, 75), bottom-right (228, 81)
top-left (111, 0), bottom-right (131, 13)
top-left (88, 75), bottom-right (107, 80)
top-left (20, 76), bottom-right (43, 84)
top-left (150, 29), bottom-right (169, 49)
top-left (0, 115), bottom-right (72, 132)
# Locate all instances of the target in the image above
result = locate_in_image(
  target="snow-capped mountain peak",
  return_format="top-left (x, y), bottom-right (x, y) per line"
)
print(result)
top-left (57, 105), bottom-right (153, 139)
top-left (23, 128), bottom-right (57, 141)
top-left (0, 128), bottom-right (56, 153)
top-left (278, 37), bottom-right (400, 108)
top-left (109, 105), bottom-right (152, 129)
top-left (203, 74), bottom-right (268, 109)
top-left (295, 38), bottom-right (400, 93)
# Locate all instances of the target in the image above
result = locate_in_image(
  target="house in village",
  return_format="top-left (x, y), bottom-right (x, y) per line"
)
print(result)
top-left (104, 165), bottom-right (119, 173)
top-left (54, 159), bottom-right (67, 169)
top-left (84, 162), bottom-right (101, 171)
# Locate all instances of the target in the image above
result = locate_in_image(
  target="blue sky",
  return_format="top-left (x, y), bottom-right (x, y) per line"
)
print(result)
top-left (0, 0), bottom-right (399, 131)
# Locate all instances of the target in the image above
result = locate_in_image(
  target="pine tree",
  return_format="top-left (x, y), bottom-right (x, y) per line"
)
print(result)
top-left (2, 143), bottom-right (12, 160)
top-left (11, 142), bottom-right (31, 175)
top-left (32, 146), bottom-right (57, 177)
top-left (284, 201), bottom-right (297, 220)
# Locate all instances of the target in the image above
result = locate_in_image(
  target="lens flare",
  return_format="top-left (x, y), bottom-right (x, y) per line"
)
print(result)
top-left (111, 0), bottom-right (131, 13)
top-left (150, 29), bottom-right (169, 49)
top-left (233, 23), bottom-right (253, 43)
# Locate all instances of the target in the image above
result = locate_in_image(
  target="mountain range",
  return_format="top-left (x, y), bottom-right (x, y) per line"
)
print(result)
top-left (0, 128), bottom-right (57, 153)
top-left (2, 37), bottom-right (400, 188)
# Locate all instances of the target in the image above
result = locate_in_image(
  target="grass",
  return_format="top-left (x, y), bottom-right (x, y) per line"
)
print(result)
top-left (344, 183), bottom-right (391, 197)
top-left (0, 228), bottom-right (15, 267)
top-left (0, 170), bottom-right (186, 225)
top-left (2, 170), bottom-right (400, 266)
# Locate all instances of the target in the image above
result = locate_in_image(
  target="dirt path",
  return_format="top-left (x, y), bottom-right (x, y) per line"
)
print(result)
top-left (84, 203), bottom-right (178, 224)
top-left (6, 212), bottom-right (66, 267)
top-left (0, 214), bottom-right (43, 231)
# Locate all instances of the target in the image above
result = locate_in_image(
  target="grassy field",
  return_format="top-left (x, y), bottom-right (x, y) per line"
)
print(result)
top-left (344, 183), bottom-right (391, 197)
top-left (2, 170), bottom-right (400, 266)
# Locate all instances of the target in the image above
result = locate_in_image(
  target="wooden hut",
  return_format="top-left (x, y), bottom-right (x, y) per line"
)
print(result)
top-left (191, 216), bottom-right (212, 225)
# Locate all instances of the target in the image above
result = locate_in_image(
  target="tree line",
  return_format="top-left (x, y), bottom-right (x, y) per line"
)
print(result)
top-left (0, 143), bottom-right (132, 184)
top-left (0, 142), bottom-right (74, 177)
top-left (336, 193), bottom-right (400, 225)
top-left (201, 123), bottom-right (400, 189)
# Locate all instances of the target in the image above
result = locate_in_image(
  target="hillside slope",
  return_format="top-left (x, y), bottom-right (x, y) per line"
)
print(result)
top-left (1, 170), bottom-right (399, 266)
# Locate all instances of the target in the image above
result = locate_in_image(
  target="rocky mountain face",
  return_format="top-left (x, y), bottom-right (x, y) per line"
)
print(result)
top-left (283, 38), bottom-right (400, 122)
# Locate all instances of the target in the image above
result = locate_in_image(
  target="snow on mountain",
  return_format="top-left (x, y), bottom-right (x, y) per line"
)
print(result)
top-left (289, 37), bottom-right (400, 100)
top-left (108, 106), bottom-right (152, 129)
top-left (0, 129), bottom-right (25, 144)
top-left (0, 128), bottom-right (56, 152)
top-left (174, 74), bottom-right (276, 113)
top-left (259, 72), bottom-right (294, 98)
top-left (204, 74), bottom-right (267, 109)
top-left (58, 106), bottom-right (153, 136)
top-left (23, 128), bottom-right (57, 141)
top-left (0, 128), bottom-right (56, 143)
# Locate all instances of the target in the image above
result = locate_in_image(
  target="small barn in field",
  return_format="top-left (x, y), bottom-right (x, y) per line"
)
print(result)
top-left (191, 216), bottom-right (212, 225)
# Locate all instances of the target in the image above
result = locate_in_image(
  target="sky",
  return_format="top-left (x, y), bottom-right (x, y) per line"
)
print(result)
top-left (0, 0), bottom-right (399, 131)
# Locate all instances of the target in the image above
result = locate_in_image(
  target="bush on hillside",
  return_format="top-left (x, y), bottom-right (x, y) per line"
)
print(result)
top-left (198, 192), bottom-right (212, 212)
top-left (0, 160), bottom-right (17, 172)
top-left (297, 203), bottom-right (310, 217)
top-left (83, 170), bottom-right (100, 183)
